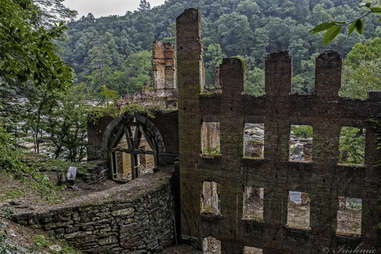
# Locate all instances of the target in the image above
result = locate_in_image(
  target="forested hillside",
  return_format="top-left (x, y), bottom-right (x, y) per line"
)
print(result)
top-left (59, 0), bottom-right (381, 96)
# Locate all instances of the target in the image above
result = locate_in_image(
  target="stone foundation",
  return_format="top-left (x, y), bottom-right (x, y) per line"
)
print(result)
top-left (12, 170), bottom-right (176, 253)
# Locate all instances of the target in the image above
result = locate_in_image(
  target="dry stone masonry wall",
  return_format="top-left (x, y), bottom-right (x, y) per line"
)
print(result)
top-left (177, 8), bottom-right (381, 254)
top-left (12, 171), bottom-right (176, 254)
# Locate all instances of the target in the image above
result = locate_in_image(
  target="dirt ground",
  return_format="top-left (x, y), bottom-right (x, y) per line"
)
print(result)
top-left (0, 171), bottom-right (121, 213)
top-left (0, 217), bottom-right (80, 253)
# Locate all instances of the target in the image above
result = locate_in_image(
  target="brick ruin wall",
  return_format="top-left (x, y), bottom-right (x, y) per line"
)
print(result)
top-left (12, 171), bottom-right (176, 254)
top-left (177, 8), bottom-right (381, 254)
top-left (153, 40), bottom-right (176, 93)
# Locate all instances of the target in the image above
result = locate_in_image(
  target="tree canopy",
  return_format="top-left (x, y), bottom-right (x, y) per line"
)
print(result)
top-left (59, 0), bottom-right (380, 97)
top-left (310, 0), bottom-right (381, 45)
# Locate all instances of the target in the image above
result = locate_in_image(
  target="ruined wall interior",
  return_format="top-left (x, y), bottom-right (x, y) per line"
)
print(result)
top-left (177, 8), bottom-right (381, 254)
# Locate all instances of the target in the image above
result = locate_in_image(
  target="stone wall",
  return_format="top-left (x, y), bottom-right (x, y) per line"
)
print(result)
top-left (12, 171), bottom-right (176, 253)
top-left (177, 8), bottom-right (381, 254)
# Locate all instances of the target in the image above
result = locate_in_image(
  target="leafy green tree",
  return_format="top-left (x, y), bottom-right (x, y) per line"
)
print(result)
top-left (163, 22), bottom-right (176, 45)
top-left (98, 85), bottom-right (120, 115)
top-left (0, 121), bottom-right (27, 174)
top-left (236, 0), bottom-right (260, 21)
top-left (138, 0), bottom-right (151, 12)
top-left (0, 0), bottom-right (72, 92)
top-left (0, 0), bottom-right (80, 183)
top-left (215, 12), bottom-right (253, 56)
top-left (111, 50), bottom-right (152, 95)
top-left (22, 84), bottom-right (62, 154)
top-left (34, 0), bottom-right (77, 26)
top-left (310, 1), bottom-right (381, 45)
top-left (0, 0), bottom-right (73, 153)
top-left (340, 37), bottom-right (381, 99)
top-left (339, 127), bottom-right (366, 164)
top-left (203, 42), bottom-right (225, 87)
top-left (44, 84), bottom-right (90, 161)
top-left (245, 67), bottom-right (265, 96)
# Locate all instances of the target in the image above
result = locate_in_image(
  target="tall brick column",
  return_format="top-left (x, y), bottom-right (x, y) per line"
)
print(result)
top-left (311, 51), bottom-right (342, 251)
top-left (263, 52), bottom-right (291, 253)
top-left (364, 91), bottom-right (381, 252)
top-left (177, 8), bottom-right (203, 244)
top-left (219, 58), bottom-right (245, 254)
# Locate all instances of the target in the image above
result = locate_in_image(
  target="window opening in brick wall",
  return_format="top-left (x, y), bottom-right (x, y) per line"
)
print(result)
top-left (287, 191), bottom-right (311, 229)
top-left (339, 127), bottom-right (365, 165)
top-left (203, 236), bottom-right (221, 254)
top-left (201, 122), bottom-right (221, 156)
top-left (244, 246), bottom-right (263, 254)
top-left (289, 125), bottom-right (313, 162)
top-left (243, 123), bottom-right (264, 159)
top-left (337, 197), bottom-right (362, 236)
top-left (242, 186), bottom-right (264, 221)
top-left (201, 181), bottom-right (221, 215)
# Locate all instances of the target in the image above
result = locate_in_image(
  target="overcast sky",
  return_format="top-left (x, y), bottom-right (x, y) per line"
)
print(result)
top-left (63, 0), bottom-right (166, 18)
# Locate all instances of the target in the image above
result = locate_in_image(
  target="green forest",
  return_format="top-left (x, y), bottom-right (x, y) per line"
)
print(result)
top-left (59, 0), bottom-right (381, 97)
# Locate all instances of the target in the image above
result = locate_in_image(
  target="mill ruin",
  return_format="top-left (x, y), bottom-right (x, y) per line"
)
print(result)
top-left (12, 8), bottom-right (381, 254)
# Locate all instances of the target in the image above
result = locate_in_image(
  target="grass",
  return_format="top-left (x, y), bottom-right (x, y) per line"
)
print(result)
top-left (203, 146), bottom-right (221, 156)
top-left (243, 214), bottom-right (264, 222)
top-left (30, 234), bottom-right (81, 254)
top-left (0, 190), bottom-right (23, 202)
top-left (0, 153), bottom-right (99, 206)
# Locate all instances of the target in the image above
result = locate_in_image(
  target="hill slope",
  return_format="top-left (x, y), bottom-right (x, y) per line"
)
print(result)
top-left (59, 0), bottom-right (380, 96)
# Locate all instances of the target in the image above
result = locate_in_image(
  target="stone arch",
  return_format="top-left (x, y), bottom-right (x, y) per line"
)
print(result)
top-left (102, 112), bottom-right (166, 181)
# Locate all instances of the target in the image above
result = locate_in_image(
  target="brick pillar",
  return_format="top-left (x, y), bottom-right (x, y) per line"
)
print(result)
top-left (315, 50), bottom-right (342, 100)
top-left (263, 52), bottom-right (291, 240)
top-left (265, 51), bottom-right (291, 98)
top-left (310, 51), bottom-right (343, 251)
top-left (153, 41), bottom-right (166, 90)
top-left (219, 58), bottom-right (244, 253)
top-left (177, 8), bottom-right (203, 243)
top-left (164, 43), bottom-right (176, 90)
top-left (363, 91), bottom-right (381, 250)
top-left (264, 51), bottom-right (291, 163)
top-left (153, 41), bottom-right (176, 95)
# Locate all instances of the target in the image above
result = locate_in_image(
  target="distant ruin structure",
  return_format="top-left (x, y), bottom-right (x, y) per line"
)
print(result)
top-left (118, 41), bottom-right (177, 108)
top-left (152, 40), bottom-right (176, 95)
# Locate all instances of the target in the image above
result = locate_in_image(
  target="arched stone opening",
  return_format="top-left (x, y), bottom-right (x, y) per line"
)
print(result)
top-left (103, 112), bottom-right (166, 182)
